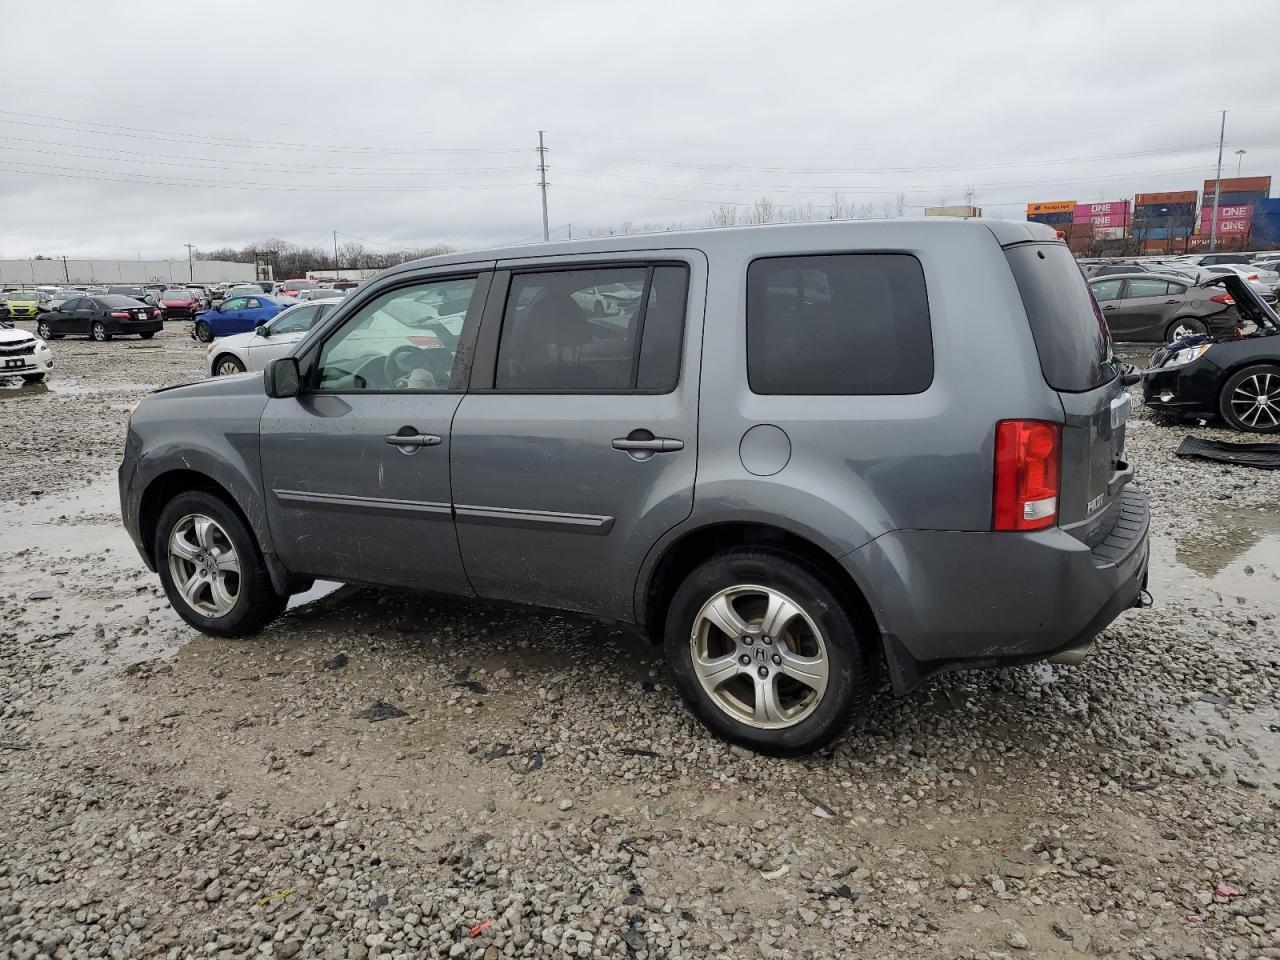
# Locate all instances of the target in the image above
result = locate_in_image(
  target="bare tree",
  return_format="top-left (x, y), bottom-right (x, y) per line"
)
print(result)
top-left (744, 196), bottom-right (779, 225)
top-left (828, 193), bottom-right (847, 221)
top-left (337, 241), bottom-right (366, 271)
top-left (707, 205), bottom-right (739, 227)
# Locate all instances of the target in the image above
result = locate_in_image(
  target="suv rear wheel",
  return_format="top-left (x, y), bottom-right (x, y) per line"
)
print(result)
top-left (1220, 363), bottom-right (1280, 433)
top-left (664, 548), bottom-right (873, 755)
top-left (155, 490), bottom-right (286, 636)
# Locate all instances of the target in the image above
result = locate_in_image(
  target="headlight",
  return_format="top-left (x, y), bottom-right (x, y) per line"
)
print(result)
top-left (1162, 343), bottom-right (1212, 369)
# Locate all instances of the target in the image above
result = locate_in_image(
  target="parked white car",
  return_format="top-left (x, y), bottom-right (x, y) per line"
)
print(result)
top-left (296, 288), bottom-right (346, 302)
top-left (0, 320), bottom-right (54, 383)
top-left (206, 300), bottom-right (337, 376)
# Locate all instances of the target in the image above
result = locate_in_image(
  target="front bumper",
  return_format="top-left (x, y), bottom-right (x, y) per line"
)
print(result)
top-left (1142, 356), bottom-right (1217, 419)
top-left (843, 486), bottom-right (1150, 692)
top-left (0, 343), bottom-right (54, 376)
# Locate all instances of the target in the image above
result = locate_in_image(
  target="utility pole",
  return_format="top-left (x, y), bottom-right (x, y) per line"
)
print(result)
top-left (333, 230), bottom-right (339, 278)
top-left (61, 256), bottom-right (69, 283)
top-left (1235, 148), bottom-right (1247, 177)
top-left (537, 130), bottom-right (550, 241)
top-left (185, 243), bottom-right (195, 281)
top-left (1209, 110), bottom-right (1226, 252)
top-left (567, 223), bottom-right (572, 240)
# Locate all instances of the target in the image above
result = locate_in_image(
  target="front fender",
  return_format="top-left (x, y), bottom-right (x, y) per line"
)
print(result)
top-left (122, 378), bottom-right (286, 591)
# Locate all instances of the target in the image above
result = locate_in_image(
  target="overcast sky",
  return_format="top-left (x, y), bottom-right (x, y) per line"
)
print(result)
top-left (1, 0), bottom-right (1276, 260)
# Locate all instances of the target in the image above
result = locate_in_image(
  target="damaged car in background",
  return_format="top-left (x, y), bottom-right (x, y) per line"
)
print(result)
top-left (1144, 273), bottom-right (1280, 433)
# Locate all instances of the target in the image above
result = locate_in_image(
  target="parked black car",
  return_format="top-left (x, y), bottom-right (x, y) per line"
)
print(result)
top-left (1144, 275), bottom-right (1280, 432)
top-left (1088, 273), bottom-right (1237, 343)
top-left (36, 295), bottom-right (163, 341)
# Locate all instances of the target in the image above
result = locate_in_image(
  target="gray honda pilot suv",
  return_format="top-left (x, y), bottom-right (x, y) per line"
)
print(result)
top-left (120, 220), bottom-right (1150, 754)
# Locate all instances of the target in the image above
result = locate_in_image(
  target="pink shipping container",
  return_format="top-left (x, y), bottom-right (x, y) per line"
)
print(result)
top-left (1072, 201), bottom-right (1130, 228)
top-left (1198, 204), bottom-right (1253, 237)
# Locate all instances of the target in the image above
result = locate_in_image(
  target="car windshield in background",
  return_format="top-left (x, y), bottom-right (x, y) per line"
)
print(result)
top-left (163, 290), bottom-right (195, 300)
top-left (1005, 243), bottom-right (1114, 393)
top-left (109, 288), bottom-right (147, 297)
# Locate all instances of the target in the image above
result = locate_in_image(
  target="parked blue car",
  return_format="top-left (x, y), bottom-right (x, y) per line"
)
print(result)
top-left (192, 295), bottom-right (296, 342)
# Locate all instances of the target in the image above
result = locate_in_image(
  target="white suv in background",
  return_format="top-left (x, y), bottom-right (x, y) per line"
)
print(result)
top-left (206, 300), bottom-right (337, 376)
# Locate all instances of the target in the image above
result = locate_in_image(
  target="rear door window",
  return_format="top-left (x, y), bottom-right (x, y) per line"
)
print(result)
top-left (746, 254), bottom-right (932, 395)
top-left (1126, 278), bottom-right (1171, 298)
top-left (1004, 243), bottom-right (1114, 393)
top-left (495, 264), bottom-right (689, 392)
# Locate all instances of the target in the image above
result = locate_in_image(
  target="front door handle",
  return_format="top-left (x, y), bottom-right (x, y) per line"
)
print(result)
top-left (1103, 305), bottom-right (1117, 311)
top-left (384, 433), bottom-right (442, 448)
top-left (612, 437), bottom-right (684, 453)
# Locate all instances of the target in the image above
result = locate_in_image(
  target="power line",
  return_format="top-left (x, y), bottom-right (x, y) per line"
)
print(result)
top-left (0, 138), bottom-right (530, 176)
top-left (0, 82), bottom-right (529, 138)
top-left (552, 142), bottom-right (1231, 175)
top-left (0, 159), bottom-right (529, 193)
top-left (0, 110), bottom-right (527, 155)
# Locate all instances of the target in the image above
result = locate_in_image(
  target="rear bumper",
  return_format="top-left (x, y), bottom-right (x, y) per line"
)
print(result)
top-left (842, 486), bottom-right (1150, 692)
top-left (105, 319), bottom-right (163, 335)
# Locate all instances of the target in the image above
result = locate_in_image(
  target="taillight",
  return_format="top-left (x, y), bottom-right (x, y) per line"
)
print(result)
top-left (1247, 274), bottom-right (1259, 281)
top-left (110, 311), bottom-right (129, 318)
top-left (1210, 294), bottom-right (1235, 305)
top-left (993, 420), bottom-right (1061, 532)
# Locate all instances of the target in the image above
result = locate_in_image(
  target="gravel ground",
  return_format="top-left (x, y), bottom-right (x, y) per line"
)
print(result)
top-left (1, 326), bottom-right (1278, 960)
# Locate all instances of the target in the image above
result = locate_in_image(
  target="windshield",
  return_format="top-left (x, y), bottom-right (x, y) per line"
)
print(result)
top-left (163, 289), bottom-right (194, 299)
top-left (100, 296), bottom-right (151, 308)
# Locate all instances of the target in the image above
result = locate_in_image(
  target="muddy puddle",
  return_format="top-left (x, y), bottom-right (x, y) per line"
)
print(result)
top-left (1150, 504), bottom-right (1280, 611)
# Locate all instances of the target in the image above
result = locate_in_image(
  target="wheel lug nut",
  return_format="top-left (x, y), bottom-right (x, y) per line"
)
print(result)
top-left (739, 655), bottom-right (751, 666)
top-left (772, 654), bottom-right (781, 665)
top-left (741, 636), bottom-right (753, 646)
top-left (757, 666), bottom-right (769, 678)
top-left (762, 635), bottom-right (772, 645)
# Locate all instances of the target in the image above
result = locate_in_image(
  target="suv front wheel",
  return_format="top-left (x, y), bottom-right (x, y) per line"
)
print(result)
top-left (155, 490), bottom-right (286, 636)
top-left (664, 548), bottom-right (873, 755)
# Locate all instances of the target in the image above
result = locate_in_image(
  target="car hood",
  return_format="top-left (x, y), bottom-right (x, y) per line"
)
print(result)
top-left (146, 367), bottom-right (266, 402)
top-left (0, 326), bottom-right (36, 345)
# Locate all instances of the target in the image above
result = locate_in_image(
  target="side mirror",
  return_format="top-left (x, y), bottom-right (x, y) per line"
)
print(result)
top-left (1119, 362), bottom-right (1142, 387)
top-left (255, 324), bottom-right (270, 338)
top-left (264, 357), bottom-right (301, 398)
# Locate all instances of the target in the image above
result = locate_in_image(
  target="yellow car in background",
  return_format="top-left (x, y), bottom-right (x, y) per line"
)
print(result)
top-left (1, 290), bottom-right (44, 319)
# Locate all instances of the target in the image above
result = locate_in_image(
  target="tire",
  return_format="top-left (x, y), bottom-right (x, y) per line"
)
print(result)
top-left (21, 373), bottom-right (46, 383)
top-left (194, 320), bottom-right (213, 343)
top-left (1219, 363), bottom-right (1280, 433)
top-left (139, 331), bottom-right (156, 339)
top-left (90, 321), bottom-right (110, 342)
top-left (1165, 317), bottom-right (1207, 342)
top-left (36, 320), bottom-right (52, 339)
top-left (154, 490), bottom-right (286, 637)
top-left (663, 547), bottom-right (874, 755)
top-left (213, 353), bottom-right (245, 376)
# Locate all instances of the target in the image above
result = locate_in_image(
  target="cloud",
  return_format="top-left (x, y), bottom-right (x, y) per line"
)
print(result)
top-left (0, 0), bottom-right (1273, 258)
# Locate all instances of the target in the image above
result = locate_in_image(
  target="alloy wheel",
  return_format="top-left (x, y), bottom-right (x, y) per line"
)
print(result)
top-left (91, 322), bottom-right (106, 341)
top-left (37, 321), bottom-right (51, 338)
top-left (1231, 372), bottom-right (1280, 429)
top-left (689, 584), bottom-right (829, 729)
top-left (167, 514), bottom-right (241, 618)
top-left (216, 357), bottom-right (244, 376)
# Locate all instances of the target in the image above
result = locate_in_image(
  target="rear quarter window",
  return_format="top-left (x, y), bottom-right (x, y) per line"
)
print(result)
top-left (746, 253), bottom-right (932, 395)
top-left (1004, 243), bottom-right (1114, 393)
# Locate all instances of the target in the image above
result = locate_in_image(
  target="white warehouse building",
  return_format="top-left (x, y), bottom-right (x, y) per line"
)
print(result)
top-left (0, 259), bottom-right (261, 286)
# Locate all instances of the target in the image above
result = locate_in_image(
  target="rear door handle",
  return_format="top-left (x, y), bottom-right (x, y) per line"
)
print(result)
top-left (612, 437), bottom-right (684, 453)
top-left (384, 433), bottom-right (442, 447)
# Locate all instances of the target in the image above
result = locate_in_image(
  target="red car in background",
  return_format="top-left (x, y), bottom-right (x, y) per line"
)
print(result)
top-left (156, 288), bottom-right (201, 320)
top-left (280, 278), bottom-right (321, 299)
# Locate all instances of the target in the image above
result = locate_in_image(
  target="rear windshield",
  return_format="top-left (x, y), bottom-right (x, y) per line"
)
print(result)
top-left (100, 296), bottom-right (150, 308)
top-left (1005, 243), bottom-right (1114, 393)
